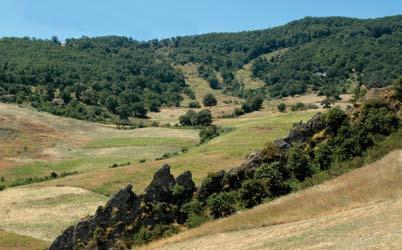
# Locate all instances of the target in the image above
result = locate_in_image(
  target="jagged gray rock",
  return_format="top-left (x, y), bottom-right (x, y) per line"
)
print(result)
top-left (50, 165), bottom-right (196, 250)
top-left (281, 112), bottom-right (324, 146)
top-left (144, 164), bottom-right (176, 203)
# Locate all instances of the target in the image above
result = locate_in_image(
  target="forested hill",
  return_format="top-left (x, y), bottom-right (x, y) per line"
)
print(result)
top-left (0, 15), bottom-right (401, 122)
top-left (162, 15), bottom-right (401, 97)
top-left (0, 36), bottom-right (186, 122)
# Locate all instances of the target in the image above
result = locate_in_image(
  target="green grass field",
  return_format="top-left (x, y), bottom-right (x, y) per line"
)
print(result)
top-left (33, 110), bottom-right (315, 195)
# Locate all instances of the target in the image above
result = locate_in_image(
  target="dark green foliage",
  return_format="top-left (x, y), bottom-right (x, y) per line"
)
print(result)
top-left (239, 179), bottom-right (267, 208)
top-left (255, 161), bottom-right (291, 197)
top-left (202, 93), bottom-right (217, 107)
top-left (186, 214), bottom-right (208, 228)
top-left (199, 125), bottom-right (219, 143)
top-left (9, 171), bottom-right (78, 187)
top-left (394, 78), bottom-right (402, 101)
top-left (132, 225), bottom-right (179, 245)
top-left (0, 36), bottom-right (185, 122)
top-left (277, 103), bottom-right (286, 112)
top-left (359, 100), bottom-right (399, 135)
top-left (162, 16), bottom-right (401, 97)
top-left (196, 109), bottom-right (213, 126)
top-left (0, 185), bottom-right (5, 191)
top-left (234, 107), bottom-right (244, 116)
top-left (208, 76), bottom-right (221, 89)
top-left (181, 199), bottom-right (203, 217)
top-left (290, 102), bottom-right (306, 111)
top-left (188, 101), bottom-right (201, 108)
top-left (313, 143), bottom-right (333, 170)
top-left (179, 110), bottom-right (197, 126)
top-left (179, 109), bottom-right (212, 127)
top-left (249, 96), bottom-right (264, 111)
top-left (197, 170), bottom-right (225, 202)
top-left (207, 192), bottom-right (237, 218)
top-left (323, 107), bottom-right (347, 135)
top-left (241, 102), bottom-right (253, 113)
top-left (286, 146), bottom-right (314, 181)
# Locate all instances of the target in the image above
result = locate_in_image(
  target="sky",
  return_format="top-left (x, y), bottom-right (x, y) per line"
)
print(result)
top-left (0, 0), bottom-right (401, 41)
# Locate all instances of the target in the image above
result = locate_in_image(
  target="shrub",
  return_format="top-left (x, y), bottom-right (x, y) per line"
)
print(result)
top-left (249, 96), bottom-right (264, 111)
top-left (188, 101), bottom-right (201, 108)
top-left (208, 76), bottom-right (221, 89)
top-left (199, 125), bottom-right (219, 143)
top-left (286, 146), bottom-right (314, 181)
top-left (0, 185), bottom-right (5, 191)
top-left (181, 199), bottom-right (203, 217)
top-left (187, 214), bottom-right (208, 228)
top-left (277, 102), bottom-right (286, 112)
top-left (202, 93), bottom-right (217, 107)
top-left (360, 101), bottom-right (399, 135)
top-left (241, 102), bottom-right (253, 113)
top-left (290, 102), bottom-right (306, 111)
top-left (179, 110), bottom-right (198, 126)
top-left (239, 179), bottom-right (267, 208)
top-left (196, 109), bottom-right (213, 126)
top-left (132, 225), bottom-right (179, 245)
top-left (179, 109), bottom-right (212, 127)
top-left (207, 192), bottom-right (237, 218)
top-left (234, 107), bottom-right (244, 116)
top-left (323, 107), bottom-right (347, 135)
top-left (313, 143), bottom-right (333, 170)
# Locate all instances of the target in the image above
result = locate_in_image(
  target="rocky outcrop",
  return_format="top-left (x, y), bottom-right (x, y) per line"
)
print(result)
top-left (276, 112), bottom-right (324, 147)
top-left (50, 165), bottom-right (195, 250)
top-left (144, 164), bottom-right (176, 203)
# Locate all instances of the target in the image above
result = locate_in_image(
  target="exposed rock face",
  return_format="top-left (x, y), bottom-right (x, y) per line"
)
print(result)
top-left (144, 164), bottom-right (176, 203)
top-left (278, 112), bottom-right (324, 146)
top-left (50, 165), bottom-right (194, 250)
top-left (50, 184), bottom-right (141, 250)
top-left (175, 170), bottom-right (196, 203)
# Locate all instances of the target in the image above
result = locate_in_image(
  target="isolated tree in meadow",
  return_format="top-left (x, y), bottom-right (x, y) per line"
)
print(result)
top-left (277, 102), bottom-right (286, 112)
top-left (202, 93), bottom-right (217, 107)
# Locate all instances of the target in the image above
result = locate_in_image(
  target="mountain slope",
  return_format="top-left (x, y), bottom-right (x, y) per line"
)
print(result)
top-left (144, 150), bottom-right (402, 249)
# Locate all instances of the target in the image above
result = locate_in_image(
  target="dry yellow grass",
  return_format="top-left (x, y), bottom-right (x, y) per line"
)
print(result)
top-left (143, 150), bottom-right (402, 250)
top-left (0, 230), bottom-right (48, 250)
top-left (0, 186), bottom-right (107, 241)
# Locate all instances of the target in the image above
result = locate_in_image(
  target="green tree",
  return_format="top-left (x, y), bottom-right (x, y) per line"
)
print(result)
top-left (202, 93), bottom-right (217, 107)
top-left (207, 192), bottom-right (237, 218)
top-left (196, 109), bottom-right (213, 126)
top-left (277, 102), bottom-right (286, 112)
top-left (286, 146), bottom-right (313, 181)
top-left (239, 179), bottom-right (266, 208)
top-left (249, 96), bottom-right (264, 111)
top-left (199, 125), bottom-right (219, 143)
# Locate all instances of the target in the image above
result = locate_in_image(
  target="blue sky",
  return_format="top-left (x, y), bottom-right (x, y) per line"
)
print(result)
top-left (0, 0), bottom-right (400, 41)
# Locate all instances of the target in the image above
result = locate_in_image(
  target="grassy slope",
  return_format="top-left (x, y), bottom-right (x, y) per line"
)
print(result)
top-left (0, 230), bottom-right (48, 250)
top-left (34, 110), bottom-right (315, 195)
top-left (0, 186), bottom-right (107, 241)
top-left (144, 148), bottom-right (402, 250)
top-left (0, 103), bottom-right (199, 187)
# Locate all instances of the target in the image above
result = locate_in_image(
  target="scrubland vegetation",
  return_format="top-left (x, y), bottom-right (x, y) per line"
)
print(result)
top-left (0, 15), bottom-right (401, 250)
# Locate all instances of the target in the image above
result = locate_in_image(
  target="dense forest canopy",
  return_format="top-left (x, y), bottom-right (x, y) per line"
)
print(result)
top-left (0, 36), bottom-right (186, 122)
top-left (159, 15), bottom-right (402, 97)
top-left (0, 15), bottom-right (401, 121)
